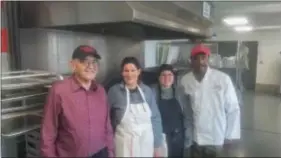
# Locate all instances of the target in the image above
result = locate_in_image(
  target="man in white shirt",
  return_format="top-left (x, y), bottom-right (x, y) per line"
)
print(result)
top-left (180, 44), bottom-right (241, 157)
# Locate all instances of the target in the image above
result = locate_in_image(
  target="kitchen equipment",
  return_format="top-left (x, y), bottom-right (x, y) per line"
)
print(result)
top-left (1, 70), bottom-right (63, 157)
top-left (19, 1), bottom-right (213, 39)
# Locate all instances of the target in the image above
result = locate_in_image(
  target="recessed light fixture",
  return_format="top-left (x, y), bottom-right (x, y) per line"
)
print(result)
top-left (234, 26), bottom-right (253, 32)
top-left (223, 17), bottom-right (248, 26)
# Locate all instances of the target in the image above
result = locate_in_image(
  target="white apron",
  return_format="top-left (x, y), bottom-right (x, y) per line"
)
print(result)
top-left (115, 86), bottom-right (154, 157)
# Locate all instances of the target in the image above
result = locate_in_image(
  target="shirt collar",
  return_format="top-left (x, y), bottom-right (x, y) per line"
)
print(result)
top-left (200, 66), bottom-right (212, 83)
top-left (204, 66), bottom-right (211, 78)
top-left (70, 75), bottom-right (98, 92)
top-left (192, 66), bottom-right (211, 83)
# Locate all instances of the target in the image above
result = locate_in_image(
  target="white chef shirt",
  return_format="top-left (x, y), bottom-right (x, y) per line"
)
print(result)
top-left (181, 67), bottom-right (241, 146)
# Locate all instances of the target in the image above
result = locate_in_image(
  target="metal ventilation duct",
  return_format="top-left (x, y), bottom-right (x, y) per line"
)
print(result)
top-left (19, 1), bottom-right (213, 39)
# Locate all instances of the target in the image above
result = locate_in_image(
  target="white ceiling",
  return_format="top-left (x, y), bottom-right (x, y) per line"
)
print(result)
top-left (212, 1), bottom-right (281, 32)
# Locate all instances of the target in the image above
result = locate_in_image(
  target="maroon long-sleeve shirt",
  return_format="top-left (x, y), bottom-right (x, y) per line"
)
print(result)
top-left (40, 76), bottom-right (114, 157)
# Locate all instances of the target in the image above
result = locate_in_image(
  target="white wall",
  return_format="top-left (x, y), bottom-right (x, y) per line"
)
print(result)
top-left (214, 30), bottom-right (281, 86)
top-left (144, 40), bottom-right (193, 68)
top-left (144, 40), bottom-right (158, 68)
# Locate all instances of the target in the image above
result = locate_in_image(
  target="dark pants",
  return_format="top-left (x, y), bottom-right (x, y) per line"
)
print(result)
top-left (166, 129), bottom-right (184, 157)
top-left (191, 142), bottom-right (222, 158)
top-left (91, 147), bottom-right (108, 158)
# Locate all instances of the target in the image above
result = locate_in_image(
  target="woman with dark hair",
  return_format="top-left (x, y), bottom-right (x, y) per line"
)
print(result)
top-left (107, 57), bottom-right (164, 157)
top-left (151, 64), bottom-right (193, 157)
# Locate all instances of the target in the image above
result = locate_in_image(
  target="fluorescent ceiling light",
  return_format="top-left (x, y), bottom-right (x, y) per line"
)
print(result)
top-left (234, 26), bottom-right (253, 32)
top-left (255, 26), bottom-right (281, 30)
top-left (223, 17), bottom-right (248, 26)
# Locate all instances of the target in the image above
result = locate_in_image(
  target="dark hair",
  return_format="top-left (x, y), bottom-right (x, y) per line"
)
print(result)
top-left (120, 57), bottom-right (142, 83)
top-left (158, 64), bottom-right (175, 77)
top-left (157, 64), bottom-right (176, 100)
top-left (121, 57), bottom-right (141, 70)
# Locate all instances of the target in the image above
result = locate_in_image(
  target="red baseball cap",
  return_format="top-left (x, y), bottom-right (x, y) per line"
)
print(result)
top-left (72, 45), bottom-right (101, 60)
top-left (190, 44), bottom-right (211, 57)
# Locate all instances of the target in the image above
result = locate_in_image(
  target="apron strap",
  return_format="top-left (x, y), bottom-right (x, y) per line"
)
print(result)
top-left (137, 86), bottom-right (147, 104)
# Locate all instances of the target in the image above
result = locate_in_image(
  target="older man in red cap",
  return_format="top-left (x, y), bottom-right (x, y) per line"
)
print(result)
top-left (180, 44), bottom-right (241, 157)
top-left (40, 45), bottom-right (114, 157)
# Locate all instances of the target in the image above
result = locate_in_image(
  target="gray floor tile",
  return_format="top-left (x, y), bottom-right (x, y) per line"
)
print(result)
top-left (223, 92), bottom-right (281, 157)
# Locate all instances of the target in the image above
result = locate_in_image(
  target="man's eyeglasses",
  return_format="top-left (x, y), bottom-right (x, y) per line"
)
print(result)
top-left (80, 59), bottom-right (99, 67)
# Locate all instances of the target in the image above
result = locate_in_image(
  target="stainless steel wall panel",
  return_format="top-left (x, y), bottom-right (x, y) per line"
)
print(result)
top-left (1, 54), bottom-right (10, 72)
top-left (20, 29), bottom-right (51, 71)
top-left (20, 29), bottom-right (144, 84)
top-left (103, 36), bottom-right (144, 84)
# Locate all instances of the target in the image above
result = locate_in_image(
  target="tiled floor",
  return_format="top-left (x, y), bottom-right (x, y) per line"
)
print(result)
top-left (223, 92), bottom-right (281, 157)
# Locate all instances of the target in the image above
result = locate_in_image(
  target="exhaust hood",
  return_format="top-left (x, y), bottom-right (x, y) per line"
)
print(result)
top-left (19, 1), bottom-right (213, 39)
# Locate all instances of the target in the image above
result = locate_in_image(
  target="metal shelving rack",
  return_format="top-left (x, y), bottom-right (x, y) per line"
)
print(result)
top-left (154, 40), bottom-right (246, 106)
top-left (1, 70), bottom-right (63, 158)
top-left (208, 41), bottom-right (246, 106)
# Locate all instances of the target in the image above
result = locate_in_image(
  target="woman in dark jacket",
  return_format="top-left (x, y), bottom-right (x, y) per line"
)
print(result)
top-left (151, 64), bottom-right (192, 157)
